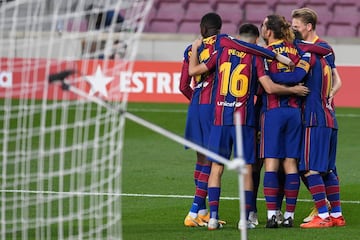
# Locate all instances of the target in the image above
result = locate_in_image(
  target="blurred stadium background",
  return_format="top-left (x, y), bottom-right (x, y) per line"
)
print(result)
top-left (1, 0), bottom-right (359, 65)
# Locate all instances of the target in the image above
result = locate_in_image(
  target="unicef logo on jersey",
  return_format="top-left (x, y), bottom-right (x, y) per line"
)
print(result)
top-left (217, 101), bottom-right (243, 107)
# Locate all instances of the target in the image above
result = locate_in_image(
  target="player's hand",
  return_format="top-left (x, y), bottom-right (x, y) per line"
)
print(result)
top-left (327, 95), bottom-right (334, 105)
top-left (191, 38), bottom-right (202, 51)
top-left (292, 84), bottom-right (309, 96)
top-left (288, 60), bottom-right (295, 71)
top-left (275, 54), bottom-right (294, 70)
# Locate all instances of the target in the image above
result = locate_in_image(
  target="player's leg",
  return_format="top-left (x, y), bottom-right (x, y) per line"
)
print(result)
top-left (184, 104), bottom-right (203, 186)
top-left (325, 129), bottom-right (345, 226)
top-left (260, 110), bottom-right (283, 228)
top-left (183, 104), bottom-right (208, 227)
top-left (276, 165), bottom-right (285, 225)
top-left (207, 125), bottom-right (230, 230)
top-left (300, 127), bottom-right (333, 228)
top-left (282, 158), bottom-right (300, 227)
top-left (197, 104), bottom-right (216, 220)
top-left (281, 109), bottom-right (301, 227)
top-left (184, 152), bottom-right (211, 227)
top-left (250, 157), bottom-right (263, 226)
top-left (237, 126), bottom-right (257, 229)
top-left (263, 158), bottom-right (280, 228)
top-left (207, 162), bottom-right (225, 230)
top-left (194, 152), bottom-right (205, 186)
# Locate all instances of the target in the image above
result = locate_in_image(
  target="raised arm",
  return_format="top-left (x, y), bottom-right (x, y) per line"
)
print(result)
top-left (188, 38), bottom-right (213, 76)
top-left (296, 40), bottom-right (333, 56)
top-left (220, 36), bottom-right (294, 67)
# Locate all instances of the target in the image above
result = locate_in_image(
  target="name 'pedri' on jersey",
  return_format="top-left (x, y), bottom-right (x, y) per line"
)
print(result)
top-left (205, 45), bottom-right (267, 127)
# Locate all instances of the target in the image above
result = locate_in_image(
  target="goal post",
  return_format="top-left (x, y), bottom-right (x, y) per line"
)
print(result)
top-left (0, 0), bottom-right (153, 239)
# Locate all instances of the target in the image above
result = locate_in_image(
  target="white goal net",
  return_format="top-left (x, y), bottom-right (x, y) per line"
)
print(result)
top-left (0, 0), bottom-right (152, 239)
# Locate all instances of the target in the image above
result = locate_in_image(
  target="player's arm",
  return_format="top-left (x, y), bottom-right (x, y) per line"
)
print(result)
top-left (179, 59), bottom-right (193, 101)
top-left (330, 68), bottom-right (342, 98)
top-left (324, 51), bottom-right (342, 99)
top-left (255, 56), bottom-right (309, 96)
top-left (259, 75), bottom-right (309, 96)
top-left (179, 46), bottom-right (194, 100)
top-left (269, 52), bottom-right (314, 85)
top-left (296, 40), bottom-right (333, 56)
top-left (220, 36), bottom-right (294, 67)
top-left (188, 38), bottom-right (216, 76)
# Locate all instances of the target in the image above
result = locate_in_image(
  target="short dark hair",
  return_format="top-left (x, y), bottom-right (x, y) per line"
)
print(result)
top-left (238, 23), bottom-right (260, 38)
top-left (200, 12), bottom-right (222, 31)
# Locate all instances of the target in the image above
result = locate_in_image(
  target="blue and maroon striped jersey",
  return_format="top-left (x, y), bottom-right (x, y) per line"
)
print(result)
top-left (205, 45), bottom-right (267, 126)
top-left (269, 40), bottom-right (338, 129)
top-left (180, 34), bottom-right (221, 104)
top-left (179, 44), bottom-right (193, 101)
top-left (262, 40), bottom-right (301, 110)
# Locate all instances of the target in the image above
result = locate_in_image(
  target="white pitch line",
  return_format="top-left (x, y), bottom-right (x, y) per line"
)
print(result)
top-left (121, 193), bottom-right (360, 205)
top-left (2, 190), bottom-right (359, 204)
top-left (128, 108), bottom-right (187, 113)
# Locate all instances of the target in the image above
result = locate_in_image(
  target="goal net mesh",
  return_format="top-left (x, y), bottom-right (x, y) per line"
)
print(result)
top-left (0, 0), bottom-right (152, 239)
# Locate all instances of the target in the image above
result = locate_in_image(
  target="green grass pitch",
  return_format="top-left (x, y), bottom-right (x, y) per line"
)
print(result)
top-left (122, 103), bottom-right (360, 240)
top-left (1, 101), bottom-right (359, 239)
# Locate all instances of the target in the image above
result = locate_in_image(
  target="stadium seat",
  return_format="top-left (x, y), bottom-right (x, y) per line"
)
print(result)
top-left (332, 3), bottom-right (359, 26)
top-left (182, 0), bottom-right (217, 8)
top-left (155, 1), bottom-right (185, 23)
top-left (148, 19), bottom-right (179, 33)
top-left (273, 2), bottom-right (299, 21)
top-left (243, 2), bottom-right (273, 23)
top-left (330, 0), bottom-right (360, 8)
top-left (304, 0), bottom-right (337, 8)
top-left (143, 6), bottom-right (157, 32)
top-left (182, 1), bottom-right (215, 22)
top-left (268, 0), bottom-right (304, 9)
top-left (178, 20), bottom-right (201, 34)
top-left (326, 22), bottom-right (357, 37)
top-left (302, 3), bottom-right (332, 26)
top-left (221, 21), bottom-right (239, 35)
top-left (214, 1), bottom-right (243, 25)
top-left (313, 23), bottom-right (326, 36)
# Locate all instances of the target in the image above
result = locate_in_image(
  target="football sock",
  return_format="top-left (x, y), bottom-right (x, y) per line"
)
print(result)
top-left (245, 190), bottom-right (254, 219)
top-left (307, 174), bottom-right (328, 215)
top-left (252, 170), bottom-right (261, 213)
top-left (208, 187), bottom-right (220, 219)
top-left (194, 161), bottom-right (203, 186)
top-left (195, 164), bottom-right (211, 211)
top-left (324, 171), bottom-right (342, 214)
top-left (277, 171), bottom-right (285, 210)
top-left (284, 173), bottom-right (300, 213)
top-left (263, 171), bottom-right (279, 212)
